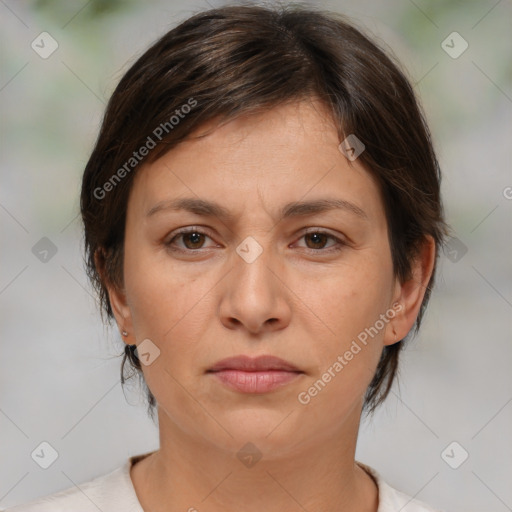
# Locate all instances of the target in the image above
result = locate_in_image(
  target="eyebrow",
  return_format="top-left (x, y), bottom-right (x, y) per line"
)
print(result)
top-left (146, 197), bottom-right (368, 222)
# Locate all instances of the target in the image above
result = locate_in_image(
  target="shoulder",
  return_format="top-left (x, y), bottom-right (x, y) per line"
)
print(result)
top-left (2, 459), bottom-right (142, 512)
top-left (357, 463), bottom-right (444, 512)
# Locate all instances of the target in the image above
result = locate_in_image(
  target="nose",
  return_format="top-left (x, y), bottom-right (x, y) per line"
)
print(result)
top-left (219, 240), bottom-right (292, 335)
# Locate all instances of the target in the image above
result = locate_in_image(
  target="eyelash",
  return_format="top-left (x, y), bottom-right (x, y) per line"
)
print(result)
top-left (164, 227), bottom-right (347, 254)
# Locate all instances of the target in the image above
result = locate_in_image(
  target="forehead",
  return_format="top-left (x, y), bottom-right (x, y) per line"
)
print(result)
top-left (127, 99), bottom-right (386, 228)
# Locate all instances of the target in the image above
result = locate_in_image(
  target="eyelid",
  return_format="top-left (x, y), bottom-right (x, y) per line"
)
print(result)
top-left (293, 228), bottom-right (349, 251)
top-left (300, 226), bottom-right (348, 241)
top-left (164, 226), bottom-right (217, 248)
top-left (165, 226), bottom-right (349, 253)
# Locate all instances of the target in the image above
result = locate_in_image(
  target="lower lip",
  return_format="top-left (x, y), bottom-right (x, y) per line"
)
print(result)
top-left (209, 370), bottom-right (303, 393)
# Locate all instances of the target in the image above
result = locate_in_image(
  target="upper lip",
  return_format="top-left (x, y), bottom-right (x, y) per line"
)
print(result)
top-left (208, 355), bottom-right (302, 373)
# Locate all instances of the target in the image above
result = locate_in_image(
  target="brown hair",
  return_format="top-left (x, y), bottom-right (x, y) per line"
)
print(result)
top-left (81, 3), bottom-right (448, 418)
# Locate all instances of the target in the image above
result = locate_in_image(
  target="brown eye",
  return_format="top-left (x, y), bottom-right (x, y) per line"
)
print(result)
top-left (181, 231), bottom-right (206, 249)
top-left (296, 230), bottom-right (347, 253)
top-left (165, 228), bottom-right (215, 252)
top-left (304, 232), bottom-right (330, 250)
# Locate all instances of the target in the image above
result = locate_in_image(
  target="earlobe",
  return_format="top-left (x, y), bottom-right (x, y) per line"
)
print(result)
top-left (94, 248), bottom-right (133, 344)
top-left (384, 236), bottom-right (436, 346)
top-left (107, 284), bottom-right (133, 342)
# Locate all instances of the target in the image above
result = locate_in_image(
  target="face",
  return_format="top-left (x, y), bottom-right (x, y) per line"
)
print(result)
top-left (108, 99), bottom-right (431, 458)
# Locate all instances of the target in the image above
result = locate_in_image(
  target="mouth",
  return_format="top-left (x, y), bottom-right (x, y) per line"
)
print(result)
top-left (208, 354), bottom-right (302, 373)
top-left (206, 355), bottom-right (304, 393)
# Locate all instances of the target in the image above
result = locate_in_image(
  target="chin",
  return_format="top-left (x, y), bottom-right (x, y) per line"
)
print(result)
top-left (213, 408), bottom-right (310, 454)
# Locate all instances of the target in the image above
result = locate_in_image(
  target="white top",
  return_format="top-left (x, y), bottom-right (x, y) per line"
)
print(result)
top-left (3, 453), bottom-right (442, 512)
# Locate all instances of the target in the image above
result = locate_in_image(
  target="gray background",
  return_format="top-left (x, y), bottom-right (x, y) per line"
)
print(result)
top-left (1, 0), bottom-right (511, 510)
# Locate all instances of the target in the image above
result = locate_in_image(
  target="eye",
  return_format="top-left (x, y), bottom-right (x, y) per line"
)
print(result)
top-left (295, 230), bottom-right (347, 252)
top-left (165, 227), bottom-right (216, 251)
top-left (164, 227), bottom-right (348, 254)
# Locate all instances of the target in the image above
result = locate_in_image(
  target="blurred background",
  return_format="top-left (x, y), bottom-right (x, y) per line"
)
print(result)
top-left (0, 0), bottom-right (511, 510)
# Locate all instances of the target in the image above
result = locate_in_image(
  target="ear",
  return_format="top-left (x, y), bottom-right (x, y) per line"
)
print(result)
top-left (384, 235), bottom-right (436, 346)
top-left (94, 248), bottom-right (133, 345)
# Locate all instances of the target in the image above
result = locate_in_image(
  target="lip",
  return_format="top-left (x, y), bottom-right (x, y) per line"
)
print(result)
top-left (207, 355), bottom-right (304, 394)
top-left (208, 355), bottom-right (301, 372)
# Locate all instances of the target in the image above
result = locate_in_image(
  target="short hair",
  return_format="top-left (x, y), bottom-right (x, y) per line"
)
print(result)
top-left (80, 3), bottom-right (449, 418)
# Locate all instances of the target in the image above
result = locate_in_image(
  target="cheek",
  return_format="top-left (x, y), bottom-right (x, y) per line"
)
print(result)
top-left (302, 250), bottom-right (394, 342)
top-left (123, 243), bottom-right (221, 388)
top-left (122, 250), bottom-right (213, 417)
top-left (295, 253), bottom-right (394, 405)
top-left (124, 242), bottom-right (203, 335)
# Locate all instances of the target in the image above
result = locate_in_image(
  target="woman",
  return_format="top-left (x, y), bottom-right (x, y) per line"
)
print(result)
top-left (7, 4), bottom-right (448, 511)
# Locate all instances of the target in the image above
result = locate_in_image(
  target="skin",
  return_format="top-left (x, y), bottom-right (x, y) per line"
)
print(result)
top-left (103, 98), bottom-right (435, 512)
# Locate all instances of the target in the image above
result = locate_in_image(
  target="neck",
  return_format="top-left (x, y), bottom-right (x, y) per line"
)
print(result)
top-left (131, 406), bottom-right (378, 512)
